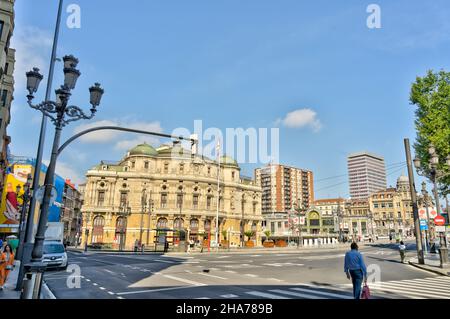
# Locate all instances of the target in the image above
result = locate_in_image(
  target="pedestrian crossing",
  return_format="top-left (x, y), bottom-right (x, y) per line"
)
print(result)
top-left (193, 276), bottom-right (450, 299)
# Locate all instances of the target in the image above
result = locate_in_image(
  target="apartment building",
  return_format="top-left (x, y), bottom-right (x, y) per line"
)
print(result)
top-left (0, 0), bottom-right (15, 198)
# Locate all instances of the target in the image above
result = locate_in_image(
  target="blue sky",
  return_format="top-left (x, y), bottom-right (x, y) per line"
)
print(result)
top-left (8, 0), bottom-right (450, 199)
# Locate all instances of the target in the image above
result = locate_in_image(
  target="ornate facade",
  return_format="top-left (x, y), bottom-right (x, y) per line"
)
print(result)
top-left (369, 175), bottom-right (414, 236)
top-left (81, 142), bottom-right (263, 250)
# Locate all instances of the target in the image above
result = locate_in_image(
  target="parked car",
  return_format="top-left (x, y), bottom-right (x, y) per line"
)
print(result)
top-left (42, 241), bottom-right (68, 270)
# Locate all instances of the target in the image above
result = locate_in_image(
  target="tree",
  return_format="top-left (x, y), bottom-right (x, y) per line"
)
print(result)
top-left (410, 70), bottom-right (450, 195)
top-left (244, 230), bottom-right (255, 241)
top-left (264, 230), bottom-right (271, 240)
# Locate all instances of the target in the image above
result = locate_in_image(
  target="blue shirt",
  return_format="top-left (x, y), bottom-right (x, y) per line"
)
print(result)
top-left (344, 249), bottom-right (367, 277)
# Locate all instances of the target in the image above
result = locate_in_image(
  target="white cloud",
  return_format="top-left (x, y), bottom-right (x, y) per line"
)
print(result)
top-left (43, 160), bottom-right (85, 187)
top-left (278, 108), bottom-right (322, 132)
top-left (73, 119), bottom-right (163, 150)
top-left (11, 26), bottom-right (53, 92)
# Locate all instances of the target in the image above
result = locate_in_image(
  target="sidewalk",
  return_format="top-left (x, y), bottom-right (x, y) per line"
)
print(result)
top-left (67, 241), bottom-right (384, 256)
top-left (0, 260), bottom-right (21, 299)
top-left (408, 254), bottom-right (450, 276)
top-left (0, 261), bottom-right (56, 299)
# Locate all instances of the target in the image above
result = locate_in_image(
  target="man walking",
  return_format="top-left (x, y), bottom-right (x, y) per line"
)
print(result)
top-left (344, 242), bottom-right (367, 299)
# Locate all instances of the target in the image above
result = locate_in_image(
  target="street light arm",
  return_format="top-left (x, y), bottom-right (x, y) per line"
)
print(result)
top-left (27, 99), bottom-right (59, 125)
top-left (57, 125), bottom-right (198, 157)
top-left (63, 105), bottom-right (96, 126)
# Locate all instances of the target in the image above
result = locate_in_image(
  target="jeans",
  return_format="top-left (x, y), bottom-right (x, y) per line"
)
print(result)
top-left (349, 269), bottom-right (364, 299)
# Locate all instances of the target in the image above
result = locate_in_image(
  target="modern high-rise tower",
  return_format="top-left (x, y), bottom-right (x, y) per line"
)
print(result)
top-left (347, 152), bottom-right (387, 200)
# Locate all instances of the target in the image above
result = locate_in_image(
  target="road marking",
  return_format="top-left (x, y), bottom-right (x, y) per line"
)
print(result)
top-left (225, 270), bottom-right (236, 274)
top-left (270, 289), bottom-right (327, 299)
top-left (154, 259), bottom-right (177, 264)
top-left (108, 291), bottom-right (115, 295)
top-left (245, 291), bottom-right (291, 299)
top-left (85, 279), bottom-right (91, 282)
top-left (93, 283), bottom-right (98, 286)
top-left (250, 255), bottom-right (261, 257)
top-left (99, 287), bottom-right (106, 290)
top-left (268, 278), bottom-right (284, 282)
top-left (183, 261), bottom-right (199, 264)
top-left (163, 274), bottom-right (206, 286)
top-left (195, 297), bottom-right (210, 299)
top-left (291, 287), bottom-right (353, 299)
top-left (369, 282), bottom-right (450, 298)
top-left (117, 285), bottom-right (199, 296)
top-left (103, 269), bottom-right (116, 275)
top-left (217, 256), bottom-right (230, 259)
top-left (221, 294), bottom-right (239, 298)
top-left (198, 272), bottom-right (227, 280)
top-left (245, 274), bottom-right (258, 278)
top-left (117, 296), bottom-right (124, 299)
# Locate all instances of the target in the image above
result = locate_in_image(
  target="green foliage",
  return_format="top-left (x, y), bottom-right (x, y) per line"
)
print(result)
top-left (221, 230), bottom-right (227, 240)
top-left (244, 230), bottom-right (255, 241)
top-left (410, 70), bottom-right (450, 195)
top-left (264, 230), bottom-right (271, 239)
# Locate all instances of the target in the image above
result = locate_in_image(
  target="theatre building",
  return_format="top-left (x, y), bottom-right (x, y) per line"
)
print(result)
top-left (80, 142), bottom-right (263, 250)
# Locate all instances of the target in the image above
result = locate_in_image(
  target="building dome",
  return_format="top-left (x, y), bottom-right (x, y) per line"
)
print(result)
top-left (220, 155), bottom-right (239, 167)
top-left (129, 143), bottom-right (158, 156)
top-left (397, 175), bottom-right (409, 184)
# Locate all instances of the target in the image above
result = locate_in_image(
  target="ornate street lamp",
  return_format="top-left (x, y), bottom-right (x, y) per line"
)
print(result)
top-left (22, 56), bottom-right (104, 299)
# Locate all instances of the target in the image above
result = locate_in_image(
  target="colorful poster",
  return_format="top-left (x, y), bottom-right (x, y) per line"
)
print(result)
top-left (0, 164), bottom-right (32, 230)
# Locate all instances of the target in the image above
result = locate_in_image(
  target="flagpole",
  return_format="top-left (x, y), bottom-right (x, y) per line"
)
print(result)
top-left (215, 140), bottom-right (220, 253)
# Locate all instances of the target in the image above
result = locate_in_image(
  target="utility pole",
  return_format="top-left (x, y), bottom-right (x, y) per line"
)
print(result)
top-left (404, 138), bottom-right (425, 264)
top-left (17, 0), bottom-right (64, 292)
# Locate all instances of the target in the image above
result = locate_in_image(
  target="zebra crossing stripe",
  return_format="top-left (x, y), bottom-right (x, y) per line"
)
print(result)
top-left (221, 294), bottom-right (239, 298)
top-left (290, 287), bottom-right (353, 299)
top-left (269, 289), bottom-right (325, 299)
top-left (369, 283), bottom-right (449, 299)
top-left (372, 280), bottom-right (450, 293)
top-left (245, 291), bottom-right (291, 299)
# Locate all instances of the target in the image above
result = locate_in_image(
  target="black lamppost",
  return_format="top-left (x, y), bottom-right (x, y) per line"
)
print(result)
top-left (420, 181), bottom-right (434, 250)
top-left (414, 144), bottom-right (450, 266)
top-left (21, 57), bottom-right (104, 299)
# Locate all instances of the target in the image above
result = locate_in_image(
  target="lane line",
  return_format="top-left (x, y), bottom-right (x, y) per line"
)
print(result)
top-left (290, 287), bottom-right (353, 299)
top-left (245, 291), bottom-right (291, 299)
top-left (197, 273), bottom-right (227, 280)
top-left (270, 289), bottom-right (329, 299)
top-left (117, 285), bottom-right (199, 296)
top-left (221, 294), bottom-right (239, 298)
top-left (163, 274), bottom-right (206, 286)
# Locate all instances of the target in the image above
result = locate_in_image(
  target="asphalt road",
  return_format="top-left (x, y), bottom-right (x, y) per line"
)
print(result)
top-left (44, 241), bottom-right (450, 299)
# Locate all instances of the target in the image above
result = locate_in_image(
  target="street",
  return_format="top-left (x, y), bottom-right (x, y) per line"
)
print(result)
top-left (44, 242), bottom-right (450, 299)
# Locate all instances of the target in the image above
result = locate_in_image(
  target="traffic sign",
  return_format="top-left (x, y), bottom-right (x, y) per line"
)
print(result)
top-left (419, 219), bottom-right (428, 231)
top-left (435, 226), bottom-right (446, 233)
top-left (434, 215), bottom-right (445, 226)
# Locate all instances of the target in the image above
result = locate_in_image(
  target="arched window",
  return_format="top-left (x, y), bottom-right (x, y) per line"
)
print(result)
top-left (204, 219), bottom-right (211, 232)
top-left (92, 216), bottom-right (105, 243)
top-left (115, 217), bottom-right (127, 233)
top-left (190, 219), bottom-right (199, 232)
top-left (174, 218), bottom-right (184, 230)
top-left (157, 217), bottom-right (168, 229)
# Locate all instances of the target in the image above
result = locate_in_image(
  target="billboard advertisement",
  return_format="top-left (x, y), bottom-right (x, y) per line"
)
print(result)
top-left (1, 161), bottom-right (65, 234)
top-left (0, 164), bottom-right (32, 233)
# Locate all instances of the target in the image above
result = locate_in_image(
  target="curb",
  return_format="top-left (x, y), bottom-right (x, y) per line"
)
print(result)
top-left (408, 261), bottom-right (450, 277)
top-left (40, 281), bottom-right (56, 299)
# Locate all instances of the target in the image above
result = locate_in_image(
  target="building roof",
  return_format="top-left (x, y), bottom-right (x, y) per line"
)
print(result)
top-left (314, 198), bottom-right (346, 204)
top-left (397, 175), bottom-right (409, 183)
top-left (129, 143), bottom-right (158, 156)
top-left (347, 151), bottom-right (385, 161)
top-left (220, 155), bottom-right (238, 167)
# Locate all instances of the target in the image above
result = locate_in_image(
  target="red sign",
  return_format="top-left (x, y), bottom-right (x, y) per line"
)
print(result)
top-left (434, 215), bottom-right (445, 226)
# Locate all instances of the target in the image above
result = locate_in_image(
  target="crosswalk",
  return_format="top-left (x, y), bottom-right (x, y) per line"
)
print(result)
top-left (194, 276), bottom-right (450, 299)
